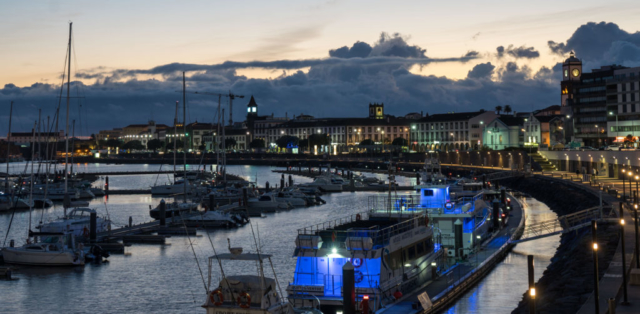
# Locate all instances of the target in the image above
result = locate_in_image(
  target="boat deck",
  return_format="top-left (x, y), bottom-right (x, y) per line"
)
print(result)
top-left (377, 191), bottom-right (524, 314)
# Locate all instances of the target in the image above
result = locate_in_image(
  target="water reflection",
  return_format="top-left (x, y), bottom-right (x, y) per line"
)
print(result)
top-left (444, 197), bottom-right (561, 314)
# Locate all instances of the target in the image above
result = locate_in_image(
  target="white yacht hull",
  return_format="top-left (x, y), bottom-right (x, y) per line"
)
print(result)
top-left (151, 184), bottom-right (191, 195)
top-left (2, 248), bottom-right (84, 266)
top-left (39, 219), bottom-right (109, 237)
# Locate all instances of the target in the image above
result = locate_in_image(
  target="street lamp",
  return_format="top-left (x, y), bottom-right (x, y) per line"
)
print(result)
top-left (620, 218), bottom-right (630, 305)
top-left (622, 169), bottom-right (627, 202)
top-left (610, 111), bottom-right (619, 142)
top-left (635, 175), bottom-right (639, 204)
top-left (592, 220), bottom-right (600, 314)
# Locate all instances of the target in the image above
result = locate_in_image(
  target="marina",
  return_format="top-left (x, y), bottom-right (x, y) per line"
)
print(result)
top-left (0, 163), bottom-right (562, 313)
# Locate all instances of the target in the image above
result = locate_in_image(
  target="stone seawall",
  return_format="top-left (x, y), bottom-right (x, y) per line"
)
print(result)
top-left (498, 176), bottom-right (619, 314)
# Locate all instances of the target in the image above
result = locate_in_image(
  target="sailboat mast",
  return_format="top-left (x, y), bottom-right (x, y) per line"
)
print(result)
top-left (216, 95), bottom-right (221, 176)
top-left (28, 122), bottom-right (37, 235)
top-left (70, 120), bottom-right (75, 175)
top-left (222, 109), bottom-right (226, 182)
top-left (5, 101), bottom-right (13, 193)
top-left (182, 72), bottom-right (187, 203)
top-left (63, 22), bottom-right (72, 216)
top-left (173, 101), bottom-right (178, 180)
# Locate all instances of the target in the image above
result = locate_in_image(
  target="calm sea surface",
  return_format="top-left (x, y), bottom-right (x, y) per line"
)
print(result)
top-left (0, 163), bottom-right (557, 314)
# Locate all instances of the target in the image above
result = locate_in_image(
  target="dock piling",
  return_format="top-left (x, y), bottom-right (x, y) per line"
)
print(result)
top-left (90, 212), bottom-right (97, 243)
top-left (159, 200), bottom-right (166, 226)
top-left (129, 216), bottom-right (132, 228)
top-left (343, 261), bottom-right (355, 314)
top-left (528, 255), bottom-right (535, 314)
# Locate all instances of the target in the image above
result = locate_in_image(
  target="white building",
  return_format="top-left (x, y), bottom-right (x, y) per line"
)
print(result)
top-left (409, 111), bottom-right (498, 151)
top-left (482, 116), bottom-right (525, 150)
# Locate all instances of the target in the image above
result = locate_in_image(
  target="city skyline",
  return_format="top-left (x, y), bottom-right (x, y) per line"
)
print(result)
top-left (2, 1), bottom-right (640, 134)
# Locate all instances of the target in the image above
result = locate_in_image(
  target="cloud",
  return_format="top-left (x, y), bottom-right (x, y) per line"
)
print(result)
top-left (329, 41), bottom-right (372, 58)
top-left (467, 62), bottom-right (495, 79)
top-left (496, 45), bottom-right (539, 59)
top-left (20, 22), bottom-right (640, 134)
top-left (464, 51), bottom-right (480, 58)
top-left (547, 22), bottom-right (640, 68)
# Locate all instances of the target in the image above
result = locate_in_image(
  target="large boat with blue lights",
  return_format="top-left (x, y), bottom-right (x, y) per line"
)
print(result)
top-left (287, 203), bottom-right (441, 313)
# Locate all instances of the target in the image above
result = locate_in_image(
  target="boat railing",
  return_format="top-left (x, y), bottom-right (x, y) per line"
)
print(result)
top-left (297, 213), bottom-right (426, 248)
top-left (297, 212), bottom-right (371, 236)
top-left (367, 195), bottom-right (479, 215)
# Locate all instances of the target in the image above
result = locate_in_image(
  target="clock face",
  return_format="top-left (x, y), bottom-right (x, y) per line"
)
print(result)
top-left (572, 69), bottom-right (580, 77)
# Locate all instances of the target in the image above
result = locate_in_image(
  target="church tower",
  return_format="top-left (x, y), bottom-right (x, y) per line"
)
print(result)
top-left (369, 103), bottom-right (384, 119)
top-left (561, 52), bottom-right (582, 108)
top-left (247, 95), bottom-right (258, 117)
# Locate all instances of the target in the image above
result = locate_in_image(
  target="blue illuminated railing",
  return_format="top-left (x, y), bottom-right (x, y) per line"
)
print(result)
top-left (297, 213), bottom-right (428, 248)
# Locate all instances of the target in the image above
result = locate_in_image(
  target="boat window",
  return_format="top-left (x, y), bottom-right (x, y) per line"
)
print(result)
top-left (407, 246), bottom-right (416, 260)
top-left (423, 190), bottom-right (434, 197)
top-left (259, 196), bottom-right (271, 201)
top-left (416, 242), bottom-right (425, 255)
top-left (26, 246), bottom-right (43, 250)
top-left (42, 236), bottom-right (59, 244)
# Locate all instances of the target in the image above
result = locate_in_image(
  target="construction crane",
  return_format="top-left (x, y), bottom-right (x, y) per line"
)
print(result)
top-left (184, 91), bottom-right (244, 126)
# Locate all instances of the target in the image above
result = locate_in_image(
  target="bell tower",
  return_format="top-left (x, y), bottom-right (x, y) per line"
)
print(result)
top-left (561, 52), bottom-right (582, 107)
top-left (369, 103), bottom-right (384, 119)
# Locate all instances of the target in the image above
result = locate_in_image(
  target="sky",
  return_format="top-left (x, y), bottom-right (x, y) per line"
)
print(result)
top-left (2, 0), bottom-right (640, 135)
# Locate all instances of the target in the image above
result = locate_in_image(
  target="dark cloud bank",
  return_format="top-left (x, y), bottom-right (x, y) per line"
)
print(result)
top-left (1, 25), bottom-right (639, 134)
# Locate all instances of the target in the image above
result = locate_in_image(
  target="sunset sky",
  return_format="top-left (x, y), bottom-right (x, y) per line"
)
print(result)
top-left (2, 0), bottom-right (640, 133)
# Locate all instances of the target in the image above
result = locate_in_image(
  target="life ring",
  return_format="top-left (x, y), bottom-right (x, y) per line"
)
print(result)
top-left (425, 216), bottom-right (430, 226)
top-left (351, 257), bottom-right (363, 267)
top-left (237, 291), bottom-right (251, 308)
top-left (445, 202), bottom-right (453, 209)
top-left (209, 288), bottom-right (224, 306)
top-left (356, 214), bottom-right (362, 221)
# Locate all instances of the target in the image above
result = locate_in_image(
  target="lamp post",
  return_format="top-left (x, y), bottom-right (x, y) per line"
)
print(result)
top-left (621, 218), bottom-right (630, 305)
top-left (528, 255), bottom-right (536, 314)
top-left (628, 171), bottom-right (635, 204)
top-left (633, 176), bottom-right (640, 205)
top-left (480, 120), bottom-right (485, 150)
top-left (622, 169), bottom-right (627, 202)
top-left (592, 220), bottom-right (600, 314)
top-left (636, 204), bottom-right (640, 269)
top-left (610, 111), bottom-right (619, 143)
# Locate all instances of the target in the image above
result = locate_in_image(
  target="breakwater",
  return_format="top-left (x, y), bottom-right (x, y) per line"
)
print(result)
top-left (499, 176), bottom-right (619, 314)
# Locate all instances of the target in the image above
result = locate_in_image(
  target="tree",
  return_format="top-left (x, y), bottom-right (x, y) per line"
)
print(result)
top-left (308, 134), bottom-right (330, 146)
top-left (495, 105), bottom-right (503, 114)
top-left (275, 135), bottom-right (299, 149)
top-left (504, 105), bottom-right (512, 115)
top-left (147, 139), bottom-right (165, 152)
top-left (359, 139), bottom-right (375, 146)
top-left (106, 138), bottom-right (123, 148)
top-left (222, 138), bottom-right (237, 149)
top-left (249, 138), bottom-right (266, 149)
top-left (168, 139), bottom-right (184, 151)
top-left (122, 140), bottom-right (145, 151)
top-left (391, 137), bottom-right (408, 146)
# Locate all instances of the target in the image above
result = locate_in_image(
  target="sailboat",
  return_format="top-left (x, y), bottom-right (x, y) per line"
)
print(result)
top-left (3, 28), bottom-right (87, 265)
top-left (150, 73), bottom-right (198, 219)
top-left (3, 23), bottom-right (89, 266)
top-left (150, 101), bottom-right (193, 196)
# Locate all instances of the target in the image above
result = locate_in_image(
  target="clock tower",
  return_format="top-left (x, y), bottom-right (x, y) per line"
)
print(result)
top-left (560, 52), bottom-right (582, 107)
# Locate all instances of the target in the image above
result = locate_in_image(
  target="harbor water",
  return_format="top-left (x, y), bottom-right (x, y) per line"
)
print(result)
top-left (0, 164), bottom-right (557, 313)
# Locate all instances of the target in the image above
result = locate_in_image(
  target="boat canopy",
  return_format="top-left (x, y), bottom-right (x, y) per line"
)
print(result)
top-left (210, 253), bottom-right (272, 261)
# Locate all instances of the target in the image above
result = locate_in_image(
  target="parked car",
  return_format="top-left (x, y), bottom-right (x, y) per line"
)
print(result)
top-left (580, 146), bottom-right (596, 151)
top-left (606, 145), bottom-right (621, 151)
